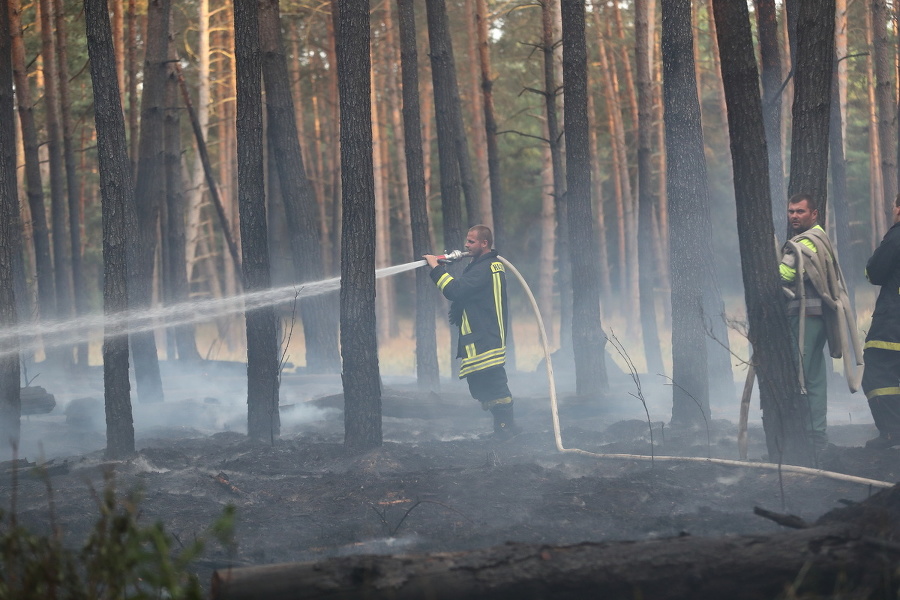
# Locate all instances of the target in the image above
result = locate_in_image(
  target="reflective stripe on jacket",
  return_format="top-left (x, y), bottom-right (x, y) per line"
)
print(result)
top-left (866, 221), bottom-right (900, 351)
top-left (430, 250), bottom-right (508, 378)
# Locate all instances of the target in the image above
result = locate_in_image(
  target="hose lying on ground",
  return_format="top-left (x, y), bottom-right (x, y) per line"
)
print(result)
top-left (496, 255), bottom-right (894, 490)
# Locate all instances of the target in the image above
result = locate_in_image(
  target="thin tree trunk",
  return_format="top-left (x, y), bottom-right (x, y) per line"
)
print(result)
top-left (371, 59), bottom-right (392, 342)
top-left (828, 51), bottom-right (855, 296)
top-left (586, 86), bottom-right (613, 310)
top-left (234, 0), bottom-right (280, 442)
top-left (635, 0), bottom-right (664, 377)
top-left (9, 0), bottom-right (57, 363)
top-left (337, 0), bottom-right (382, 453)
top-left (259, 0), bottom-right (340, 373)
top-left (186, 0), bottom-right (209, 281)
top-left (475, 0), bottom-right (502, 246)
top-left (465, 0), bottom-right (491, 227)
top-left (54, 0), bottom-right (87, 366)
top-left (397, 0), bottom-right (439, 391)
top-left (562, 0), bottom-right (608, 395)
top-left (871, 0), bottom-right (897, 225)
top-left (130, 0), bottom-right (170, 404)
top-left (127, 0), bottom-right (138, 172)
top-left (539, 135), bottom-right (556, 346)
top-left (84, 0), bottom-right (136, 459)
top-left (111, 0), bottom-right (123, 107)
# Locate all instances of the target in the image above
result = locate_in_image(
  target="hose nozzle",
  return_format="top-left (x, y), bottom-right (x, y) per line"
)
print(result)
top-left (436, 250), bottom-right (470, 264)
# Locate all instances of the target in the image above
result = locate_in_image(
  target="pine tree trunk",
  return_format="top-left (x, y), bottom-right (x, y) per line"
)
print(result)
top-left (259, 0), bottom-right (340, 373)
top-left (130, 0), bottom-right (169, 404)
top-left (127, 0), bottom-right (139, 172)
top-left (865, 2), bottom-right (885, 241)
top-left (84, 0), bottom-right (136, 459)
top-left (9, 0), bottom-right (57, 363)
top-left (337, 0), bottom-right (382, 453)
top-left (561, 0), bottom-right (608, 396)
top-left (397, 0), bottom-right (439, 391)
top-left (0, 0), bottom-right (22, 452)
top-left (871, 0), bottom-right (897, 225)
top-left (661, 0), bottom-right (711, 426)
top-left (635, 0), bottom-right (664, 377)
top-left (712, 0), bottom-right (813, 466)
top-left (234, 0), bottom-right (280, 443)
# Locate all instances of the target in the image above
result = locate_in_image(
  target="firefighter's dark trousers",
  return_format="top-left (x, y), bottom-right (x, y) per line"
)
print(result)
top-left (862, 346), bottom-right (900, 436)
top-left (464, 365), bottom-right (512, 409)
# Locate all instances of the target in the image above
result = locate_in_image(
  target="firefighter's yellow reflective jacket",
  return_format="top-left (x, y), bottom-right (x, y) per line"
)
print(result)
top-left (430, 250), bottom-right (508, 378)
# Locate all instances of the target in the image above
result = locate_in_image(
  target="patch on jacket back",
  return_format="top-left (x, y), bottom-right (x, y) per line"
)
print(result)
top-left (491, 262), bottom-right (505, 273)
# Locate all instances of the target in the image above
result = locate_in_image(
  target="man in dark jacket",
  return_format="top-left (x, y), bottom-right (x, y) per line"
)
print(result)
top-left (862, 194), bottom-right (900, 449)
top-left (424, 225), bottom-right (514, 436)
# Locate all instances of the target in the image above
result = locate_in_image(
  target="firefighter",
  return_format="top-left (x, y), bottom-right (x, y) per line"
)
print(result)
top-left (861, 194), bottom-right (900, 449)
top-left (424, 225), bottom-right (515, 437)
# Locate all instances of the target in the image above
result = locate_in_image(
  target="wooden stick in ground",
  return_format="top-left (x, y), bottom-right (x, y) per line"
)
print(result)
top-left (739, 363), bottom-right (755, 459)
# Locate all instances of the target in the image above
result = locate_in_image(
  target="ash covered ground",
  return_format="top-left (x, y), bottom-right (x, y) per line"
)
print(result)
top-left (3, 359), bottom-right (897, 592)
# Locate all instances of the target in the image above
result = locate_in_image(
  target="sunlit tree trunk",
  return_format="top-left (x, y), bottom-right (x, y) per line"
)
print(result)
top-left (186, 0), bottom-right (210, 293)
top-left (0, 0), bottom-right (21, 451)
top-left (326, 4), bottom-right (342, 272)
top-left (635, 0), bottom-right (664, 377)
top-left (397, 0), bottom-right (439, 391)
top-left (865, 2), bottom-right (885, 243)
top-left (587, 87), bottom-right (613, 310)
top-left (539, 136), bottom-right (556, 346)
top-left (835, 0), bottom-right (847, 145)
top-left (39, 0), bottom-right (74, 366)
top-left (871, 0), bottom-right (897, 225)
top-left (337, 0), bottom-right (382, 453)
top-left (828, 49), bottom-right (856, 294)
top-left (371, 58), bottom-right (392, 342)
top-left (111, 0), bottom-right (123, 106)
top-left (610, 0), bottom-right (639, 134)
top-left (127, 0), bottom-right (138, 172)
top-left (562, 0), bottom-right (608, 396)
top-left (234, 0), bottom-right (280, 442)
top-left (84, 0), bottom-right (136, 459)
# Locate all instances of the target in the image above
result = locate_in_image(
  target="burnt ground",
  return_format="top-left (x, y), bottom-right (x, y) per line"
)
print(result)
top-left (3, 360), bottom-right (899, 594)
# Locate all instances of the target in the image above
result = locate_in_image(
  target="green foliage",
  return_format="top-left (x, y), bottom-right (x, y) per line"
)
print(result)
top-left (0, 469), bottom-right (235, 600)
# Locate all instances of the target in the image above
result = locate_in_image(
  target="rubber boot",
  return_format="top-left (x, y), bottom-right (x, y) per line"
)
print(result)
top-left (491, 402), bottom-right (515, 438)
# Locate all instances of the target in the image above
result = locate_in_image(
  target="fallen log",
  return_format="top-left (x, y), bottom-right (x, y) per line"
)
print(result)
top-left (211, 485), bottom-right (900, 600)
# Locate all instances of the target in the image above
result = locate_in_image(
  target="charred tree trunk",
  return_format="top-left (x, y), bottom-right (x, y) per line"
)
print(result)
top-left (54, 0), bottom-right (88, 367)
top-left (234, 0), bottom-right (280, 442)
top-left (561, 0), bottom-right (608, 396)
top-left (259, 0), bottom-right (340, 374)
top-left (84, 0), bottom-right (136, 459)
top-left (0, 0), bottom-right (21, 451)
top-left (397, 0), bottom-right (439, 391)
top-left (337, 0), bottom-right (382, 453)
top-left (712, 0), bottom-right (812, 466)
top-left (635, 0), bottom-right (664, 377)
top-left (786, 0), bottom-right (834, 215)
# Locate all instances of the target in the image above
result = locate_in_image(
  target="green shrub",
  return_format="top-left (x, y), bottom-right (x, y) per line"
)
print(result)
top-left (0, 468), bottom-right (235, 600)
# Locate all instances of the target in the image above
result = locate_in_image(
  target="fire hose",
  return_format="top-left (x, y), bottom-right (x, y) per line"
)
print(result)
top-left (433, 251), bottom-right (893, 490)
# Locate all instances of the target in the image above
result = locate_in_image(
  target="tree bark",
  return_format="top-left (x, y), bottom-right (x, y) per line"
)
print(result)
top-left (828, 51), bottom-right (856, 296)
top-left (337, 0), bottom-right (382, 453)
top-left (397, 0), bottom-right (439, 391)
top-left (84, 0), bottom-right (136, 459)
top-left (712, 0), bottom-right (812, 466)
top-left (9, 0), bottom-right (57, 363)
top-left (234, 0), bottom-right (280, 442)
top-left (661, 0), bottom-right (711, 425)
top-left (871, 0), bottom-right (897, 226)
top-left (754, 0), bottom-right (787, 236)
top-left (54, 0), bottom-right (88, 367)
top-left (561, 0), bottom-right (608, 396)
top-left (38, 0), bottom-right (74, 368)
top-left (0, 0), bottom-right (21, 451)
top-left (864, 1), bottom-right (885, 241)
top-left (259, 0), bottom-right (340, 374)
top-left (129, 0), bottom-right (169, 404)
top-left (786, 0), bottom-right (835, 215)
top-left (635, 0), bottom-right (664, 377)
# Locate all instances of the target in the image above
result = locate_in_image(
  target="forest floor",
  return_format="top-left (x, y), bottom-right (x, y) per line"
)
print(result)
top-left (3, 359), bottom-right (898, 595)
